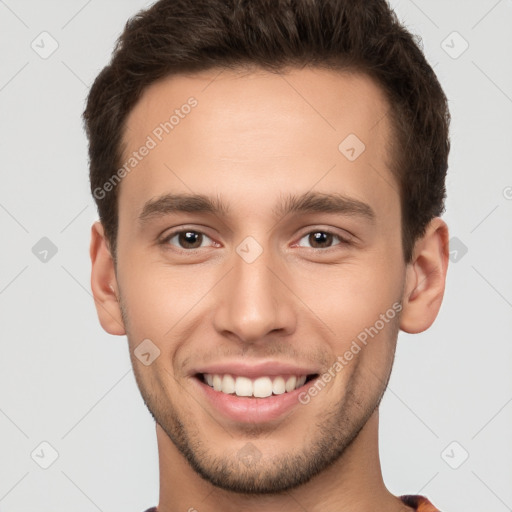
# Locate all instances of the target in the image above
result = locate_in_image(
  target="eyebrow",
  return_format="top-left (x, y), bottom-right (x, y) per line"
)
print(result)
top-left (273, 191), bottom-right (375, 222)
top-left (138, 191), bottom-right (376, 226)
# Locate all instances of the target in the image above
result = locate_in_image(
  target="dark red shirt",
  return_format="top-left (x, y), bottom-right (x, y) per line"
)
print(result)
top-left (143, 494), bottom-right (441, 511)
top-left (400, 495), bottom-right (441, 511)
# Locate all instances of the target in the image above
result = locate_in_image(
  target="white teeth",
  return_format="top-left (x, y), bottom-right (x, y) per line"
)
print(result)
top-left (235, 376), bottom-right (253, 397)
top-left (213, 374), bottom-right (222, 391)
top-left (272, 376), bottom-right (286, 395)
top-left (202, 373), bottom-right (311, 397)
top-left (222, 374), bottom-right (236, 394)
top-left (285, 376), bottom-right (297, 392)
top-left (253, 377), bottom-right (273, 398)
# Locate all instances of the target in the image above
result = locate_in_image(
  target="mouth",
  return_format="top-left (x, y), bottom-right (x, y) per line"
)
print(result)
top-left (195, 372), bottom-right (319, 398)
top-left (190, 361), bottom-right (322, 423)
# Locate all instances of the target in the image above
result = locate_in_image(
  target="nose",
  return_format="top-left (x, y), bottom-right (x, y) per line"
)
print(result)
top-left (212, 243), bottom-right (297, 345)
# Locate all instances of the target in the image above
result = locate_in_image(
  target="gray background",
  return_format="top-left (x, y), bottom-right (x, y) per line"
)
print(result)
top-left (1, 0), bottom-right (511, 510)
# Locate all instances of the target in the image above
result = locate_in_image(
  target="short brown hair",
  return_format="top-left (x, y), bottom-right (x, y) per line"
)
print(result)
top-left (83, 0), bottom-right (450, 263)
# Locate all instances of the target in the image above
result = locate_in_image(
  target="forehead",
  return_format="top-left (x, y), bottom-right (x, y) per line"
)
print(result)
top-left (118, 66), bottom-right (398, 225)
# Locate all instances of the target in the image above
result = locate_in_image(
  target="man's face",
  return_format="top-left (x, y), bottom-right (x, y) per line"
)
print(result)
top-left (115, 67), bottom-right (405, 493)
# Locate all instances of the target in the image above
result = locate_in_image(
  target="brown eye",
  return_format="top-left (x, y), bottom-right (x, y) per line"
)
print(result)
top-left (164, 230), bottom-right (212, 249)
top-left (297, 230), bottom-right (349, 249)
top-left (308, 232), bottom-right (333, 248)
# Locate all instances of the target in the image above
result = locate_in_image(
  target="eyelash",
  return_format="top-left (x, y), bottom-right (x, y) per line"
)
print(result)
top-left (294, 230), bottom-right (353, 249)
top-left (159, 228), bottom-right (353, 252)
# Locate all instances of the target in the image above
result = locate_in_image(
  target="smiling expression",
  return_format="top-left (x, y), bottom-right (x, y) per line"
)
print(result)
top-left (102, 66), bottom-right (409, 493)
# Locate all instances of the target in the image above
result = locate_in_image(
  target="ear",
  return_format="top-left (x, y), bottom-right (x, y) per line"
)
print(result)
top-left (90, 221), bottom-right (126, 336)
top-left (400, 217), bottom-right (449, 334)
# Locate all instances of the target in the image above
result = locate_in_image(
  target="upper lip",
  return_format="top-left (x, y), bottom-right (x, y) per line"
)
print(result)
top-left (192, 360), bottom-right (320, 379)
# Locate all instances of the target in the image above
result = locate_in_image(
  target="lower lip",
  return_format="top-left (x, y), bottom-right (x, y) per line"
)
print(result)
top-left (193, 376), bottom-right (314, 423)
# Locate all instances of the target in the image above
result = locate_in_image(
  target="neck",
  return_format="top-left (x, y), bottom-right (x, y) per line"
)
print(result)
top-left (155, 410), bottom-right (408, 512)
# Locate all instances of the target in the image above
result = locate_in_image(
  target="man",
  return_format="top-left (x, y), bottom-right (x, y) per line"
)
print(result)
top-left (84, 0), bottom-right (450, 510)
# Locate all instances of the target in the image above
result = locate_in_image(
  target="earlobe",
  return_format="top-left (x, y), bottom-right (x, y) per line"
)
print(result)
top-left (399, 217), bottom-right (449, 334)
top-left (90, 221), bottom-right (126, 336)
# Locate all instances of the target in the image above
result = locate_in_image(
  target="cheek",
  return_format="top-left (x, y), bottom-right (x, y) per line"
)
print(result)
top-left (288, 255), bottom-right (403, 340)
top-left (324, 312), bottom-right (400, 408)
top-left (117, 254), bottom-right (205, 334)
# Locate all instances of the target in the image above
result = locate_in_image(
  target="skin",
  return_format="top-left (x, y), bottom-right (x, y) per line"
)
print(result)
top-left (90, 66), bottom-right (449, 512)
